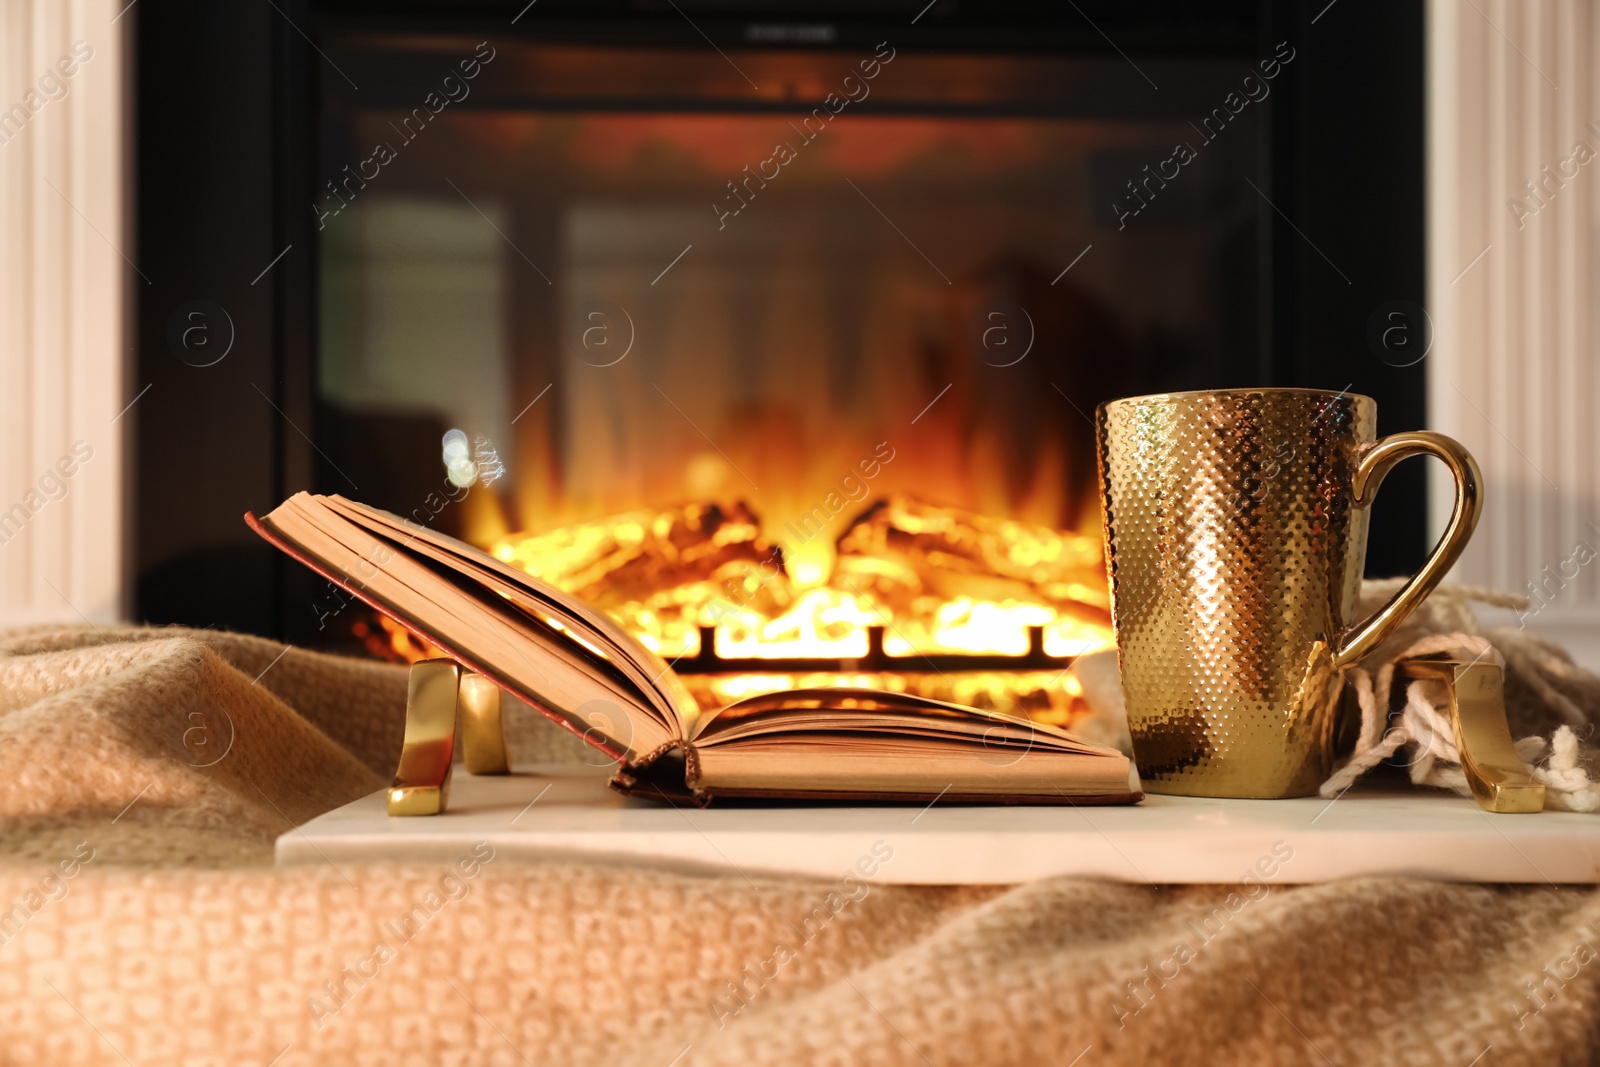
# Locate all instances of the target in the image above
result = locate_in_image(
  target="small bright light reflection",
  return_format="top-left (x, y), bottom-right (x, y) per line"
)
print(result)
top-left (443, 429), bottom-right (478, 487)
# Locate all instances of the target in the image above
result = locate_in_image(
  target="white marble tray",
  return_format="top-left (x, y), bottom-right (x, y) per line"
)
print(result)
top-left (276, 764), bottom-right (1600, 884)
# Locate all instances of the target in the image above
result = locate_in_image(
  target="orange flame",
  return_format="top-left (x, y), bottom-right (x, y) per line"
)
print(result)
top-left (475, 496), bottom-right (1114, 725)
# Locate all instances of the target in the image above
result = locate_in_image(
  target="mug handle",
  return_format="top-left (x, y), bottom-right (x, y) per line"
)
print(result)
top-left (1332, 432), bottom-right (1483, 668)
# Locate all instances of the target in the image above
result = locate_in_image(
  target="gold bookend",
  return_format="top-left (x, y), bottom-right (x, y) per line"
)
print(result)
top-left (389, 661), bottom-right (511, 816)
top-left (390, 659), bottom-right (460, 816)
top-left (1399, 656), bottom-right (1545, 814)
top-left (459, 671), bottom-right (510, 776)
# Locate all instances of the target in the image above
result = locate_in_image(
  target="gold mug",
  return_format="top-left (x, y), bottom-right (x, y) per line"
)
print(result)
top-left (1095, 388), bottom-right (1482, 798)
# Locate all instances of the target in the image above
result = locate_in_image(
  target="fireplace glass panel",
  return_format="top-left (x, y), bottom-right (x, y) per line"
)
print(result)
top-left (313, 43), bottom-right (1263, 696)
top-left (320, 98), bottom-right (1259, 541)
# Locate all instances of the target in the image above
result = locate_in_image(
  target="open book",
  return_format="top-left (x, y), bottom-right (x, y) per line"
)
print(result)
top-left (248, 494), bottom-right (1138, 805)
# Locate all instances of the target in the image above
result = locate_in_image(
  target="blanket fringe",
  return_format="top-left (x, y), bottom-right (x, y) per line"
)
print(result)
top-left (1318, 584), bottom-right (1600, 811)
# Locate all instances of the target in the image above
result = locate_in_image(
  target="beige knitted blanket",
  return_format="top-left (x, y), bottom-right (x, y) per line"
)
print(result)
top-left (2, 624), bottom-right (1598, 1066)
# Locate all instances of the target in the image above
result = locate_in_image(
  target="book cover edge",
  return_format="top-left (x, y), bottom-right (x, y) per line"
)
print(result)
top-left (244, 509), bottom-right (639, 768)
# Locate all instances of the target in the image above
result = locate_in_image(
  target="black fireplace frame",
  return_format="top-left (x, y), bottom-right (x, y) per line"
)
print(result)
top-left (134, 0), bottom-right (1428, 637)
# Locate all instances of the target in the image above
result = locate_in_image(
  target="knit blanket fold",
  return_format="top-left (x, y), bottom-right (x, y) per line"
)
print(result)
top-left (0, 624), bottom-right (1597, 1066)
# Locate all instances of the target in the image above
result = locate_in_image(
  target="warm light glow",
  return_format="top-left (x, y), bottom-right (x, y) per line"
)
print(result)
top-left (357, 617), bottom-right (445, 664)
top-left (341, 497), bottom-right (1112, 723)
top-left (473, 497), bottom-right (1115, 726)
top-left (676, 669), bottom-right (1089, 729)
top-left (788, 552), bottom-right (829, 589)
top-left (714, 587), bottom-right (880, 659)
top-left (370, 495), bottom-right (1113, 726)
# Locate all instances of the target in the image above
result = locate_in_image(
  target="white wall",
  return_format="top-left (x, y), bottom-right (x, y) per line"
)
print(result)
top-left (0, 0), bottom-right (128, 626)
top-left (1428, 0), bottom-right (1600, 668)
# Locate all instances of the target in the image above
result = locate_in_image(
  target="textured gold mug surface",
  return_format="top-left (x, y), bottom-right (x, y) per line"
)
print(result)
top-left (1096, 389), bottom-right (1482, 798)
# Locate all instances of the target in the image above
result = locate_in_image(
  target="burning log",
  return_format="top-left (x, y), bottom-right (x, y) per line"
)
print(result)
top-left (831, 496), bottom-right (1112, 653)
top-left (367, 495), bottom-right (1116, 725)
top-left (490, 501), bottom-right (792, 654)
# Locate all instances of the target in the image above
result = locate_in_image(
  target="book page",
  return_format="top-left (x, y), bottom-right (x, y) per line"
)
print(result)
top-left (692, 687), bottom-right (1130, 797)
top-left (698, 688), bottom-right (1114, 752)
top-left (322, 496), bottom-right (702, 732)
top-left (261, 495), bottom-right (674, 760)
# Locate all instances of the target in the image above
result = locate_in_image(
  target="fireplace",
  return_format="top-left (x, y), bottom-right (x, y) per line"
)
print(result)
top-left (134, 0), bottom-right (1428, 721)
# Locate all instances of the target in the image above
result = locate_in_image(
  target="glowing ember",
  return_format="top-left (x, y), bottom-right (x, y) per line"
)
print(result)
top-left (360, 497), bottom-right (1112, 725)
top-left (712, 587), bottom-right (881, 660)
top-left (679, 669), bottom-right (1088, 730)
top-left (831, 496), bottom-right (1112, 658)
top-left (469, 496), bottom-right (1113, 724)
top-left (489, 500), bottom-right (790, 657)
top-left (355, 616), bottom-right (445, 663)
top-left (486, 496), bottom-right (1112, 660)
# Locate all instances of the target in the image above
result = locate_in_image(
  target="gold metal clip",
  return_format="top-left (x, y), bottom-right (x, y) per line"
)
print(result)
top-left (1398, 656), bottom-right (1545, 813)
top-left (388, 659), bottom-right (460, 816)
top-left (459, 671), bottom-right (510, 776)
top-left (388, 662), bottom-right (511, 816)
